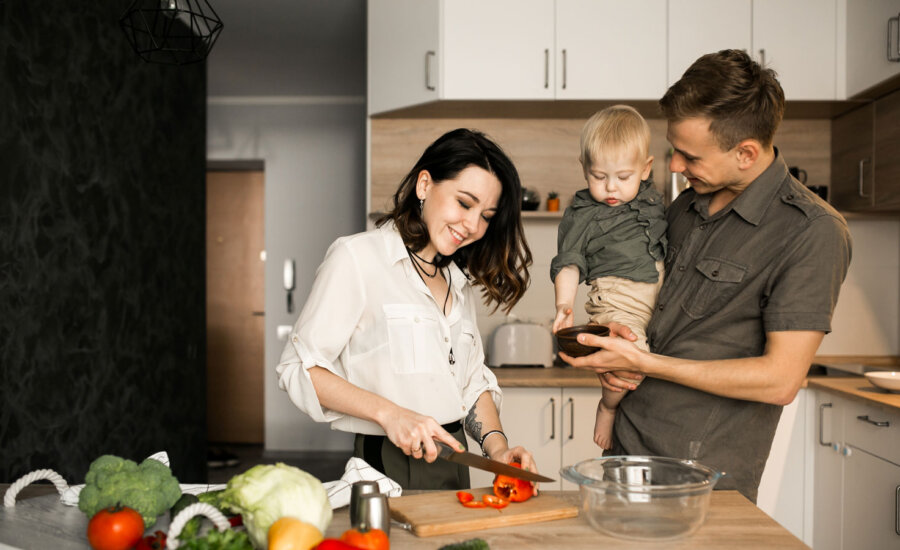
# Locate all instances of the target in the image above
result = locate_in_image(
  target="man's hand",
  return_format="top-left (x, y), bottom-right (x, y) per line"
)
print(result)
top-left (558, 321), bottom-right (646, 386)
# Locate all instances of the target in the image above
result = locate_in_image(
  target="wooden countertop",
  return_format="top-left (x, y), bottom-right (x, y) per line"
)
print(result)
top-left (0, 486), bottom-right (807, 549)
top-left (493, 356), bottom-right (900, 388)
top-left (495, 358), bottom-right (900, 412)
top-left (806, 376), bottom-right (900, 411)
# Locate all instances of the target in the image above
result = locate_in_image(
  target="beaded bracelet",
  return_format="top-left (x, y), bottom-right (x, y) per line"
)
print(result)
top-left (479, 429), bottom-right (508, 458)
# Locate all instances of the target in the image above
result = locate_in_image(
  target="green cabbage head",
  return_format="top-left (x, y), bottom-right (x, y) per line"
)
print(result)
top-left (218, 463), bottom-right (332, 549)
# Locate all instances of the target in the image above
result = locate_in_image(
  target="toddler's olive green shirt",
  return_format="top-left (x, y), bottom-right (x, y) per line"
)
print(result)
top-left (613, 153), bottom-right (852, 503)
top-left (550, 181), bottom-right (667, 284)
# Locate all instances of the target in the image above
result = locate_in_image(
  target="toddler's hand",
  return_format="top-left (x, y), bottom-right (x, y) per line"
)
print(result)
top-left (552, 305), bottom-right (574, 334)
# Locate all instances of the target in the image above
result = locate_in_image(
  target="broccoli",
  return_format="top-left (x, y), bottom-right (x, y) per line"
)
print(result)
top-left (78, 454), bottom-right (182, 528)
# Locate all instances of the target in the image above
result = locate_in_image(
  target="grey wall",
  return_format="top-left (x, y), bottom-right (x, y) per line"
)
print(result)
top-left (206, 0), bottom-right (367, 452)
top-left (207, 102), bottom-right (366, 452)
top-left (0, 2), bottom-right (207, 481)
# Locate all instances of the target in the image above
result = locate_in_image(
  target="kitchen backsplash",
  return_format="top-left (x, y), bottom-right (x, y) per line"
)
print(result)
top-left (370, 117), bottom-right (831, 214)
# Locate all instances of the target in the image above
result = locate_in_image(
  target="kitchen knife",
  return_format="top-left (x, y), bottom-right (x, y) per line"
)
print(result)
top-left (434, 441), bottom-right (555, 483)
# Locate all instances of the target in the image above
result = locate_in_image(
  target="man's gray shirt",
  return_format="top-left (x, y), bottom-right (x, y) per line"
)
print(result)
top-left (612, 153), bottom-right (852, 502)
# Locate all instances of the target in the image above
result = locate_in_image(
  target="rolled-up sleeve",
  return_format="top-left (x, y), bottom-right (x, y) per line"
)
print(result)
top-left (276, 239), bottom-right (366, 423)
top-left (459, 288), bottom-right (503, 415)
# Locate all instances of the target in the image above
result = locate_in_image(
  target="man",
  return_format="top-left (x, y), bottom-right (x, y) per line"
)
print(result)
top-left (560, 49), bottom-right (852, 502)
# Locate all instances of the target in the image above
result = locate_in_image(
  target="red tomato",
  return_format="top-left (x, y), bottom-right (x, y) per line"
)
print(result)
top-left (86, 505), bottom-right (145, 550)
top-left (456, 491), bottom-right (474, 503)
top-left (339, 527), bottom-right (390, 550)
top-left (493, 462), bottom-right (535, 503)
top-left (482, 494), bottom-right (510, 509)
top-left (135, 530), bottom-right (166, 550)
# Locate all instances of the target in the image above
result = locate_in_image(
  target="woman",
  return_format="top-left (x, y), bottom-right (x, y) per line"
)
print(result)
top-left (276, 128), bottom-right (536, 489)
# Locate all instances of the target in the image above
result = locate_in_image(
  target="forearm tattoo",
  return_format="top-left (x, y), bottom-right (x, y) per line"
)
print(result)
top-left (464, 403), bottom-right (482, 441)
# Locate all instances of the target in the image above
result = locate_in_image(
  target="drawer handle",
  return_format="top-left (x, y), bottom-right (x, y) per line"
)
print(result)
top-left (857, 415), bottom-right (890, 427)
top-left (549, 397), bottom-right (556, 440)
top-left (567, 397), bottom-right (574, 440)
top-left (544, 49), bottom-right (549, 89)
top-left (818, 403), bottom-right (833, 446)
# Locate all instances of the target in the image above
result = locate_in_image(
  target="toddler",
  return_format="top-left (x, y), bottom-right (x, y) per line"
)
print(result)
top-left (550, 105), bottom-right (667, 449)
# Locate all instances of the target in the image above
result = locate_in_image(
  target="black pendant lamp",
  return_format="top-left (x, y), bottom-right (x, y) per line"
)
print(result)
top-left (120, 0), bottom-right (224, 65)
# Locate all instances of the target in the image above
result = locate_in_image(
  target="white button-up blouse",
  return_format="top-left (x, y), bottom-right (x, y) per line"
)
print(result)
top-left (276, 222), bottom-right (502, 436)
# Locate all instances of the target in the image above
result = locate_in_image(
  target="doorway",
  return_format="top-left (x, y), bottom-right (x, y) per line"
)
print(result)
top-left (206, 168), bottom-right (265, 444)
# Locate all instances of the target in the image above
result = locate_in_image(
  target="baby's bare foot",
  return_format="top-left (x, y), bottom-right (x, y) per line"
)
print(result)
top-left (593, 402), bottom-right (617, 450)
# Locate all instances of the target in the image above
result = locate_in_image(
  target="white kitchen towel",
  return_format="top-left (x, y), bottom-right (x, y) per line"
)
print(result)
top-left (60, 451), bottom-right (226, 506)
top-left (322, 457), bottom-right (403, 509)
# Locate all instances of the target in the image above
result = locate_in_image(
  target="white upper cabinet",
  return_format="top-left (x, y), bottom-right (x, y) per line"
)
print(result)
top-left (368, 0), bottom-right (668, 114)
top-left (368, 0), bottom-right (440, 114)
top-left (442, 0), bottom-right (555, 100)
top-left (555, 0), bottom-right (667, 100)
top-left (753, 0), bottom-right (837, 100)
top-left (842, 0), bottom-right (900, 97)
top-left (668, 0), bottom-right (752, 86)
top-left (668, 0), bottom-right (838, 99)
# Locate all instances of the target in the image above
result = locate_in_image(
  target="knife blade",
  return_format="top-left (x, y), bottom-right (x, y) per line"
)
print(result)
top-left (434, 441), bottom-right (555, 483)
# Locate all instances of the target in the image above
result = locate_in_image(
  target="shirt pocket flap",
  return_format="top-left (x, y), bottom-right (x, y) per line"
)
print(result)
top-left (382, 303), bottom-right (440, 324)
top-left (695, 258), bottom-right (746, 283)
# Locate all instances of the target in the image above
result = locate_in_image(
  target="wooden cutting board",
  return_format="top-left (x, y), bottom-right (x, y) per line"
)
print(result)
top-left (389, 487), bottom-right (579, 537)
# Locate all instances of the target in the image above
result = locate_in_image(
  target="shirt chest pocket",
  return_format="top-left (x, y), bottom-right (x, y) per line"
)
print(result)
top-left (683, 258), bottom-right (748, 320)
top-left (383, 304), bottom-right (443, 374)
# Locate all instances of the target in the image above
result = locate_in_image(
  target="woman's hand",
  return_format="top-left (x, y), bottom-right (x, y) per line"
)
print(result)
top-left (380, 406), bottom-right (463, 463)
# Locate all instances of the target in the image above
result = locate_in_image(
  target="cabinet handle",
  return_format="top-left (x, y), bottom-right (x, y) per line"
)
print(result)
top-left (759, 48), bottom-right (766, 66)
top-left (857, 414), bottom-right (890, 427)
top-left (818, 403), bottom-right (833, 446)
top-left (567, 397), bottom-right (575, 440)
top-left (549, 397), bottom-right (556, 440)
top-left (544, 49), bottom-right (549, 89)
top-left (858, 159), bottom-right (869, 198)
top-left (561, 49), bottom-right (567, 90)
top-left (889, 13), bottom-right (900, 62)
top-left (425, 51), bottom-right (436, 91)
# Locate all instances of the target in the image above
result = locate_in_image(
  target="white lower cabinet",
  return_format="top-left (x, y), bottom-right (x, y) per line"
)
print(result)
top-left (466, 386), bottom-right (603, 490)
top-left (812, 389), bottom-right (900, 550)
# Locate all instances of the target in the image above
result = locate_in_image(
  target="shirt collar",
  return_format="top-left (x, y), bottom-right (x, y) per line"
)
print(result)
top-left (379, 220), bottom-right (468, 294)
top-left (689, 148), bottom-right (788, 226)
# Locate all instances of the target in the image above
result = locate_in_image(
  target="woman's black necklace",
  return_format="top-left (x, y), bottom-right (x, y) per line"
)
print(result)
top-left (407, 248), bottom-right (439, 278)
top-left (407, 248), bottom-right (455, 364)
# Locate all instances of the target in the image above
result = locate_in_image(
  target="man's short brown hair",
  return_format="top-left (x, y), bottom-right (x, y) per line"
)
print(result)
top-left (659, 49), bottom-right (785, 151)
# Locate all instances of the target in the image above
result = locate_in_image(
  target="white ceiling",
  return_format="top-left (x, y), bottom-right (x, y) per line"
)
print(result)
top-left (205, 0), bottom-right (366, 97)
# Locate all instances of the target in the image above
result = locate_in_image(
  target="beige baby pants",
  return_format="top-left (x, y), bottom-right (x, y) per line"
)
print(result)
top-left (584, 261), bottom-right (665, 360)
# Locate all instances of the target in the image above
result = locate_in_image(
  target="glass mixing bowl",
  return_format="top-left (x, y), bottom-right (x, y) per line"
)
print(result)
top-left (560, 456), bottom-right (723, 541)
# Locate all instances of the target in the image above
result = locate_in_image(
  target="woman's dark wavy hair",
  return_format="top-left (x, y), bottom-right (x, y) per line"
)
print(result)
top-left (660, 49), bottom-right (785, 150)
top-left (375, 128), bottom-right (532, 314)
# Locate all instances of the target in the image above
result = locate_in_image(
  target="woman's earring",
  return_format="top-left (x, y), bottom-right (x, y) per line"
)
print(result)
top-left (419, 198), bottom-right (424, 212)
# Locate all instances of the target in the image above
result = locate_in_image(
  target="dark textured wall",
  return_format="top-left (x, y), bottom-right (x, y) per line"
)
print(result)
top-left (0, 2), bottom-right (207, 482)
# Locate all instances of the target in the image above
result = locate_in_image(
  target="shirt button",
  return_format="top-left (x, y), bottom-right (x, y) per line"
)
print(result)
top-left (444, 337), bottom-right (449, 342)
top-left (678, 265), bottom-right (685, 272)
top-left (658, 304), bottom-right (665, 311)
top-left (699, 224), bottom-right (707, 230)
top-left (414, 317), bottom-right (420, 323)
top-left (712, 270), bottom-right (719, 277)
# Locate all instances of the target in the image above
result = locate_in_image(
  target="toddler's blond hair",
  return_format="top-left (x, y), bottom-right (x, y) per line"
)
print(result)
top-left (580, 105), bottom-right (651, 179)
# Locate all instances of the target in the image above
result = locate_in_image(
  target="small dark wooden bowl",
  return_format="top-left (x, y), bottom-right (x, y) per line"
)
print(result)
top-left (556, 324), bottom-right (610, 357)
